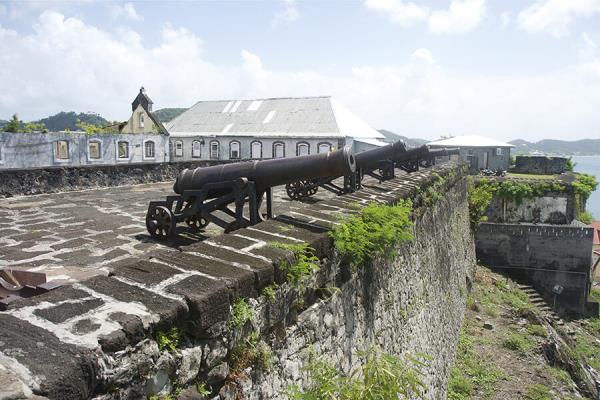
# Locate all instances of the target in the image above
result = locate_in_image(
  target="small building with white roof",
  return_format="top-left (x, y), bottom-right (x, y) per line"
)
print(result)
top-left (165, 96), bottom-right (387, 162)
top-left (428, 135), bottom-right (514, 171)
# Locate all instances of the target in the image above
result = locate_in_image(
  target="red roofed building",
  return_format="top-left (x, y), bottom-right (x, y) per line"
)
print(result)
top-left (592, 221), bottom-right (600, 251)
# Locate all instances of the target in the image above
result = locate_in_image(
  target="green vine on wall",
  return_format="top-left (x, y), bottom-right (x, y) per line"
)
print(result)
top-left (285, 346), bottom-right (429, 400)
top-left (330, 200), bottom-right (413, 270)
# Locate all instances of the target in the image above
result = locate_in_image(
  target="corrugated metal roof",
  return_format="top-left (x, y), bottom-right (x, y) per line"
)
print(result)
top-left (167, 96), bottom-right (384, 140)
top-left (428, 135), bottom-right (514, 148)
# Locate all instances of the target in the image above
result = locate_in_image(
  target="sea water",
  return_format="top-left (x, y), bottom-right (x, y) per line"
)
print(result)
top-left (571, 156), bottom-right (600, 220)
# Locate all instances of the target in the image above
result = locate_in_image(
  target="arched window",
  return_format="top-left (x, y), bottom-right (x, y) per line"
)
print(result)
top-left (318, 142), bottom-right (332, 154)
top-left (296, 142), bottom-right (310, 156)
top-left (88, 141), bottom-right (101, 159)
top-left (251, 141), bottom-right (262, 159)
top-left (230, 141), bottom-right (241, 159)
top-left (139, 112), bottom-right (145, 128)
top-left (192, 140), bottom-right (202, 158)
top-left (210, 140), bottom-right (220, 159)
top-left (55, 140), bottom-right (69, 160)
top-left (117, 141), bottom-right (129, 159)
top-left (144, 141), bottom-right (155, 159)
top-left (174, 140), bottom-right (183, 157)
top-left (273, 141), bottom-right (285, 158)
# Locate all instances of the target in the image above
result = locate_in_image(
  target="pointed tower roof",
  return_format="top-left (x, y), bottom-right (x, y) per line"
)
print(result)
top-left (132, 86), bottom-right (153, 112)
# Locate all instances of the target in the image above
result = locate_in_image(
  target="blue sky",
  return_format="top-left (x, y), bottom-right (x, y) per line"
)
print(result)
top-left (1, 0), bottom-right (600, 141)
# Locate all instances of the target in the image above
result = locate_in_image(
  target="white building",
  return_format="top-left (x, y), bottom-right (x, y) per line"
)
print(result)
top-left (165, 96), bottom-right (387, 162)
top-left (428, 135), bottom-right (514, 171)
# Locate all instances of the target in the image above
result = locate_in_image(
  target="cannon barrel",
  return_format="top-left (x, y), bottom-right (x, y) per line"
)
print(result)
top-left (392, 145), bottom-right (430, 162)
top-left (426, 148), bottom-right (460, 158)
top-left (174, 145), bottom-right (356, 195)
top-left (354, 140), bottom-right (407, 172)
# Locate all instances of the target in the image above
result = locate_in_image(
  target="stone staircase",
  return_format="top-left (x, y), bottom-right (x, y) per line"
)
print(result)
top-left (517, 283), bottom-right (565, 326)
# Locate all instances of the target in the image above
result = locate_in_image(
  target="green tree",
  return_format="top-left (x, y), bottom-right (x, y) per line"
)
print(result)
top-left (5, 114), bottom-right (21, 132)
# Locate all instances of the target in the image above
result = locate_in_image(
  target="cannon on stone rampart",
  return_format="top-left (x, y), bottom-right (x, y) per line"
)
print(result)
top-left (145, 146), bottom-right (356, 239)
top-left (395, 146), bottom-right (460, 173)
top-left (285, 140), bottom-right (407, 200)
top-left (285, 144), bottom-right (460, 200)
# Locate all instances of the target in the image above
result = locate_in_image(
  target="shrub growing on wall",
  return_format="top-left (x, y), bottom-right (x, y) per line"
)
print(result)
top-left (330, 200), bottom-right (413, 269)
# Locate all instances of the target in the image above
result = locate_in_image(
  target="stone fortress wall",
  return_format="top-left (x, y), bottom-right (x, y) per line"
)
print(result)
top-left (476, 222), bottom-right (594, 315)
top-left (0, 163), bottom-right (475, 399)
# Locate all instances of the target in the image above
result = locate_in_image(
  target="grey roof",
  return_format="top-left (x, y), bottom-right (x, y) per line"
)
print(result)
top-left (166, 96), bottom-right (384, 140)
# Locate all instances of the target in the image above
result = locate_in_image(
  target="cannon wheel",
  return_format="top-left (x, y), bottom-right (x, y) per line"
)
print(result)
top-left (185, 215), bottom-right (209, 232)
top-left (146, 206), bottom-right (176, 239)
top-left (286, 181), bottom-right (304, 200)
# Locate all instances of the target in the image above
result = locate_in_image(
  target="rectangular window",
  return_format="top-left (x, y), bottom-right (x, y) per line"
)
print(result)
top-left (89, 142), bottom-right (101, 159)
top-left (144, 141), bottom-right (155, 158)
top-left (496, 148), bottom-right (502, 156)
top-left (56, 140), bottom-right (69, 160)
top-left (210, 142), bottom-right (219, 159)
top-left (118, 142), bottom-right (129, 159)
top-left (175, 141), bottom-right (183, 157)
top-left (139, 113), bottom-right (144, 128)
top-left (230, 142), bottom-right (240, 159)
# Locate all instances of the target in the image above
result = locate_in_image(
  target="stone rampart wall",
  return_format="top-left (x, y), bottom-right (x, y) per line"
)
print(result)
top-left (512, 155), bottom-right (569, 175)
top-left (476, 222), bottom-right (593, 315)
top-left (0, 164), bottom-right (475, 400)
top-left (0, 161), bottom-right (223, 198)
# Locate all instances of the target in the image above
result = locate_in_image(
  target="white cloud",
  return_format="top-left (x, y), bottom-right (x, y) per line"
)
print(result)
top-left (428, 0), bottom-right (486, 34)
top-left (272, 0), bottom-right (300, 27)
top-left (0, 4), bottom-right (7, 16)
top-left (500, 11), bottom-right (511, 28)
top-left (366, 0), bottom-right (485, 34)
top-left (109, 2), bottom-right (143, 21)
top-left (518, 0), bottom-right (600, 37)
top-left (2, 11), bottom-right (600, 141)
top-left (365, 0), bottom-right (429, 27)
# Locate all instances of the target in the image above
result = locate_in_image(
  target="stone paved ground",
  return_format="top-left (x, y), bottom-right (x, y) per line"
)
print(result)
top-left (0, 178), bottom-right (367, 283)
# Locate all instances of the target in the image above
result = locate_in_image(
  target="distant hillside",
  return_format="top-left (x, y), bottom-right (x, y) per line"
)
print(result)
top-left (37, 112), bottom-right (109, 131)
top-left (378, 129), bottom-right (428, 148)
top-left (510, 139), bottom-right (600, 156)
top-left (154, 108), bottom-right (187, 123)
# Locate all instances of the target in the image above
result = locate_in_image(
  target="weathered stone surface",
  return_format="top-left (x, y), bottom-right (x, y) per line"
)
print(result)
top-left (166, 276), bottom-right (230, 331)
top-left (110, 260), bottom-right (180, 286)
top-left (0, 314), bottom-right (98, 399)
top-left (83, 275), bottom-right (186, 329)
top-left (151, 251), bottom-right (256, 299)
top-left (181, 241), bottom-right (274, 289)
top-left (33, 298), bottom-right (104, 324)
top-left (109, 312), bottom-right (146, 343)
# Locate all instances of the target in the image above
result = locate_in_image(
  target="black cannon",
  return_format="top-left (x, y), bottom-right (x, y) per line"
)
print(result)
top-left (395, 146), bottom-right (460, 173)
top-left (285, 144), bottom-right (460, 200)
top-left (285, 140), bottom-right (407, 200)
top-left (145, 146), bottom-right (356, 239)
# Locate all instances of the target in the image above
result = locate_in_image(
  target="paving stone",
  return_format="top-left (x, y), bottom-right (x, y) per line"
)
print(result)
top-left (0, 314), bottom-right (98, 399)
top-left (166, 275), bottom-right (230, 331)
top-left (151, 251), bottom-right (256, 298)
top-left (181, 241), bottom-right (274, 289)
top-left (51, 238), bottom-right (93, 251)
top-left (110, 260), bottom-right (180, 286)
top-left (34, 298), bottom-right (104, 324)
top-left (208, 234), bottom-right (257, 250)
top-left (8, 286), bottom-right (91, 310)
top-left (83, 275), bottom-right (186, 330)
top-left (72, 319), bottom-right (102, 335)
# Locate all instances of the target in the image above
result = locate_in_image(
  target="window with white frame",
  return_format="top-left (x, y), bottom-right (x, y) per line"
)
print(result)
top-left (210, 141), bottom-right (220, 159)
top-left (496, 148), bottom-right (502, 156)
top-left (296, 142), bottom-right (309, 156)
top-left (175, 140), bottom-right (183, 157)
top-left (139, 112), bottom-right (144, 128)
top-left (144, 141), bottom-right (155, 158)
top-left (230, 141), bottom-right (240, 159)
top-left (273, 142), bottom-right (285, 158)
top-left (251, 141), bottom-right (262, 159)
top-left (192, 140), bottom-right (202, 158)
top-left (88, 141), bottom-right (101, 159)
top-left (55, 140), bottom-right (69, 160)
top-left (117, 141), bottom-right (129, 159)
top-left (318, 142), bottom-right (332, 153)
